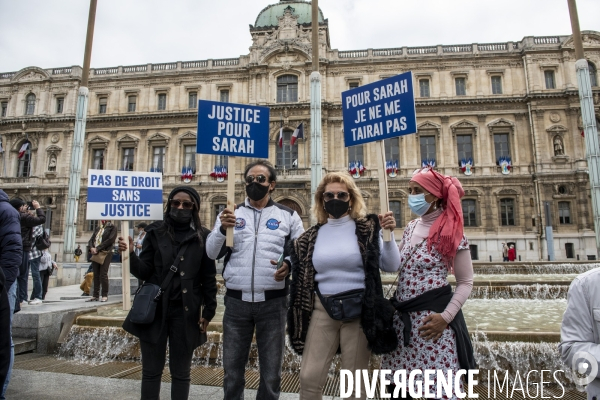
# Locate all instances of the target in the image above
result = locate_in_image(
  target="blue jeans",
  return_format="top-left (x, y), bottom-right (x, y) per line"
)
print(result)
top-left (29, 257), bottom-right (42, 301)
top-left (222, 295), bottom-right (287, 400)
top-left (1, 281), bottom-right (17, 399)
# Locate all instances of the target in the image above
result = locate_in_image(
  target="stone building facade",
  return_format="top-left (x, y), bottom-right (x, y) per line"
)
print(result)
top-left (1, 0), bottom-right (600, 261)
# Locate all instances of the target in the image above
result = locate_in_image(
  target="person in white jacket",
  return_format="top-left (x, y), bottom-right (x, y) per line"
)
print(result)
top-left (206, 160), bottom-right (304, 400)
top-left (559, 267), bottom-right (600, 400)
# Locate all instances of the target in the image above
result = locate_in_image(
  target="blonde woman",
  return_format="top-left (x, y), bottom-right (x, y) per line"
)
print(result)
top-left (288, 171), bottom-right (400, 400)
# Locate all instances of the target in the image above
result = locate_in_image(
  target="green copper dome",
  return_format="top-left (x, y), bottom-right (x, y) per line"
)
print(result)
top-left (254, 1), bottom-right (325, 28)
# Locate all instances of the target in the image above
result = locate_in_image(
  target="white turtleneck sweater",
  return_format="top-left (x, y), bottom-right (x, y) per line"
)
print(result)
top-left (313, 214), bottom-right (401, 295)
top-left (402, 208), bottom-right (474, 323)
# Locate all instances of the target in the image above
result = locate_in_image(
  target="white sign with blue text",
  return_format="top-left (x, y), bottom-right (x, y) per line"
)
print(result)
top-left (342, 71), bottom-right (417, 147)
top-left (196, 100), bottom-right (270, 158)
top-left (86, 170), bottom-right (163, 220)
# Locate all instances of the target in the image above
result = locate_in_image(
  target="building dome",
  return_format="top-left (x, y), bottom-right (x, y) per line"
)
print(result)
top-left (254, 0), bottom-right (325, 28)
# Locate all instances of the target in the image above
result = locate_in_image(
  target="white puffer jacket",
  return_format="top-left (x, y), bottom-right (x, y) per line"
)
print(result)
top-left (206, 198), bottom-right (304, 302)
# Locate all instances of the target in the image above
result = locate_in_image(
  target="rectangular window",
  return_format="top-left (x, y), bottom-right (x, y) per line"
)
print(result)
top-left (216, 154), bottom-right (228, 167)
top-left (128, 96), bottom-right (137, 112)
top-left (500, 198), bottom-right (515, 226)
top-left (456, 135), bottom-right (473, 162)
top-left (469, 245), bottom-right (479, 260)
top-left (92, 149), bottom-right (104, 170)
top-left (384, 138), bottom-right (400, 164)
top-left (347, 144), bottom-right (364, 163)
top-left (1, 102), bottom-right (7, 117)
top-left (183, 145), bottom-right (197, 173)
top-left (389, 201), bottom-right (401, 225)
top-left (455, 77), bottom-right (466, 96)
top-left (188, 92), bottom-right (197, 109)
top-left (462, 199), bottom-right (477, 227)
top-left (122, 148), bottom-right (135, 171)
top-left (99, 98), bottom-right (107, 114)
top-left (157, 93), bottom-right (167, 110)
top-left (420, 136), bottom-right (436, 163)
top-left (544, 70), bottom-right (556, 89)
top-left (276, 130), bottom-right (298, 169)
top-left (349, 82), bottom-right (359, 89)
top-left (277, 75), bottom-right (298, 103)
top-left (56, 97), bottom-right (64, 114)
top-left (87, 218), bottom-right (99, 232)
top-left (491, 76), bottom-right (503, 94)
top-left (17, 146), bottom-right (31, 177)
top-left (220, 90), bottom-right (229, 103)
top-left (214, 204), bottom-right (226, 218)
top-left (419, 79), bottom-right (430, 97)
top-left (559, 202), bottom-right (571, 224)
top-left (565, 243), bottom-right (574, 259)
top-left (493, 133), bottom-right (510, 162)
top-left (152, 146), bottom-right (165, 172)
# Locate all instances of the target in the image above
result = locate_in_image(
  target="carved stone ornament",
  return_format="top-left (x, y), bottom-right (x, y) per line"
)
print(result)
top-left (50, 134), bottom-right (60, 143)
top-left (549, 112), bottom-right (561, 123)
top-left (553, 135), bottom-right (565, 156)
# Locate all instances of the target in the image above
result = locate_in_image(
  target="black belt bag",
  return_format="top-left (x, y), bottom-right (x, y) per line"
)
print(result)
top-left (316, 284), bottom-right (364, 321)
top-left (128, 243), bottom-right (189, 324)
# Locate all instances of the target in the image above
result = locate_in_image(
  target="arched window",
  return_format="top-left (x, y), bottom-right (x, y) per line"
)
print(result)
top-left (589, 61), bottom-right (598, 87)
top-left (277, 75), bottom-right (298, 103)
top-left (17, 141), bottom-right (31, 177)
top-left (25, 94), bottom-right (36, 115)
top-left (276, 129), bottom-right (298, 169)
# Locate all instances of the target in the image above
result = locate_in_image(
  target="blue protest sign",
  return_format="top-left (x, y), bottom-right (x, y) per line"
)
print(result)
top-left (342, 71), bottom-right (417, 147)
top-left (197, 100), bottom-right (270, 158)
top-left (86, 170), bottom-right (163, 220)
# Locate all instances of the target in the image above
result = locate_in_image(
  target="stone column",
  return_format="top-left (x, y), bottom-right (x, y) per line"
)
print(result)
top-left (440, 116), bottom-right (450, 173)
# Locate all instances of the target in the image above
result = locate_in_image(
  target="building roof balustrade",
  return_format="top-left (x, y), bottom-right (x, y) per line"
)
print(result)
top-left (213, 58), bottom-right (240, 67)
top-left (123, 64), bottom-right (148, 73)
top-left (339, 50), bottom-right (368, 58)
top-left (152, 63), bottom-right (177, 71)
top-left (94, 67), bottom-right (118, 75)
top-left (52, 67), bottom-right (72, 75)
top-left (181, 60), bottom-right (208, 69)
top-left (443, 44), bottom-right (473, 53)
top-left (372, 48), bottom-right (403, 57)
top-left (407, 46), bottom-right (437, 55)
top-left (478, 43), bottom-right (508, 52)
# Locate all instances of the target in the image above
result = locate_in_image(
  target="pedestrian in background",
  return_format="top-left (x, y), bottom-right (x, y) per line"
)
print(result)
top-left (502, 242), bottom-right (509, 262)
top-left (0, 189), bottom-right (22, 399)
top-left (86, 220), bottom-right (117, 302)
top-left (9, 199), bottom-right (45, 308)
top-left (508, 244), bottom-right (516, 262)
top-left (134, 222), bottom-right (147, 257)
top-left (119, 186), bottom-right (217, 400)
top-left (74, 245), bottom-right (82, 262)
top-left (39, 249), bottom-right (55, 300)
top-left (26, 224), bottom-right (44, 305)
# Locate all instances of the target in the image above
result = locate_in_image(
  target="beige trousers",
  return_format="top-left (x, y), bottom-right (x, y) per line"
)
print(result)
top-left (299, 299), bottom-right (371, 400)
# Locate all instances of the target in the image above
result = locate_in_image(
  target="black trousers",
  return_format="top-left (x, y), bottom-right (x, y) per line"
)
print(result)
top-left (40, 269), bottom-right (51, 300)
top-left (91, 253), bottom-right (111, 298)
top-left (0, 282), bottom-right (11, 390)
top-left (139, 301), bottom-right (194, 400)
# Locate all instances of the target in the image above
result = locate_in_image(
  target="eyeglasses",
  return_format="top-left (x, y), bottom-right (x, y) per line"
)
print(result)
top-left (245, 175), bottom-right (268, 184)
top-left (323, 191), bottom-right (350, 202)
top-left (170, 199), bottom-right (195, 209)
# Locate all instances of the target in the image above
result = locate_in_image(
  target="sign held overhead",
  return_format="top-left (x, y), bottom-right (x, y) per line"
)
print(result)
top-left (342, 71), bottom-right (417, 147)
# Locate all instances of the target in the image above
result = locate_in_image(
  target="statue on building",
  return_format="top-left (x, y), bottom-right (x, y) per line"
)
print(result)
top-left (48, 154), bottom-right (57, 171)
top-left (553, 136), bottom-right (565, 156)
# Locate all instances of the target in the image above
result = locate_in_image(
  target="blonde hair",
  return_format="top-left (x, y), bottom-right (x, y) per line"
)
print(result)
top-left (312, 171), bottom-right (367, 224)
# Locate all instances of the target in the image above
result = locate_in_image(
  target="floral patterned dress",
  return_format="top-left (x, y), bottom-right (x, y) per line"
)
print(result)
top-left (381, 219), bottom-right (469, 400)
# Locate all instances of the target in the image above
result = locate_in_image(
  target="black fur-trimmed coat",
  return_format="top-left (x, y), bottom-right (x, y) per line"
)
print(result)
top-left (287, 214), bottom-right (398, 355)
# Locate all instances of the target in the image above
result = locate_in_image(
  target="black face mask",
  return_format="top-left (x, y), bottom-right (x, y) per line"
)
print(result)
top-left (246, 182), bottom-right (270, 201)
top-left (324, 199), bottom-right (350, 219)
top-left (169, 208), bottom-right (192, 224)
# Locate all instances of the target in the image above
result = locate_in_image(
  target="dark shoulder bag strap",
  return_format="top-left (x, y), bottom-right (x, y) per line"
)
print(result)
top-left (154, 243), bottom-right (190, 300)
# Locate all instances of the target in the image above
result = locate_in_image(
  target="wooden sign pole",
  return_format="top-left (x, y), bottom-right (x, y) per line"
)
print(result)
top-left (121, 220), bottom-right (131, 310)
top-left (226, 156), bottom-right (236, 247)
top-left (375, 140), bottom-right (391, 242)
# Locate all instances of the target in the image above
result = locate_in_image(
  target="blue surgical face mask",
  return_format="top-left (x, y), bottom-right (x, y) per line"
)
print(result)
top-left (408, 193), bottom-right (433, 216)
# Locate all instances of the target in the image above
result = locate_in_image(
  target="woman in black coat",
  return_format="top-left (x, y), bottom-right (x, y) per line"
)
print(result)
top-left (118, 186), bottom-right (217, 400)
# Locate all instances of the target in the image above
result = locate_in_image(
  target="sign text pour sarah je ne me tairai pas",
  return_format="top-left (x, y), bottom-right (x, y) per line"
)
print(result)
top-left (197, 100), bottom-right (270, 158)
top-left (86, 170), bottom-right (163, 220)
top-left (342, 71), bottom-right (417, 147)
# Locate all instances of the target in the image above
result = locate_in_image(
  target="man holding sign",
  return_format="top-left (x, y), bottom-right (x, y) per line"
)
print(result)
top-left (206, 160), bottom-right (304, 400)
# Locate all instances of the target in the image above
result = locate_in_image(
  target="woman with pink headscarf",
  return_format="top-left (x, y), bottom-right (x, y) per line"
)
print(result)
top-left (382, 168), bottom-right (476, 400)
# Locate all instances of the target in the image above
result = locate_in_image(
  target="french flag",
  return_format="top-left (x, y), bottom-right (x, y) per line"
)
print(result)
top-left (290, 122), bottom-right (304, 146)
top-left (278, 127), bottom-right (283, 148)
top-left (18, 142), bottom-right (29, 159)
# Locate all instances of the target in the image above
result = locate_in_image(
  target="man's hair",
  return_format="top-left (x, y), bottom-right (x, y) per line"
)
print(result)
top-left (243, 160), bottom-right (277, 183)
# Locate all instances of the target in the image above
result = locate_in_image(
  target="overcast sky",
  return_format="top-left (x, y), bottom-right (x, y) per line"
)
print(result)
top-left (1, 0), bottom-right (599, 72)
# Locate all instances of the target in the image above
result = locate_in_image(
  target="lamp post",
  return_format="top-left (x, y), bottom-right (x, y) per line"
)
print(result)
top-left (63, 0), bottom-right (97, 260)
top-left (567, 0), bottom-right (600, 259)
top-left (310, 0), bottom-right (323, 223)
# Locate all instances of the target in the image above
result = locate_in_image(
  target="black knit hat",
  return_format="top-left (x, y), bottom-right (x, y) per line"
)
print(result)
top-left (9, 198), bottom-right (25, 210)
top-left (167, 186), bottom-right (201, 209)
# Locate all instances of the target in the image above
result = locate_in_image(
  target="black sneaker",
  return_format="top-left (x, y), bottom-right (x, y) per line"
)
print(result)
top-left (81, 292), bottom-right (90, 296)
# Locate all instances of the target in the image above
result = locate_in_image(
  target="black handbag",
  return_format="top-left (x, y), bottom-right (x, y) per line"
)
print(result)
top-left (128, 244), bottom-right (189, 324)
top-left (315, 284), bottom-right (364, 322)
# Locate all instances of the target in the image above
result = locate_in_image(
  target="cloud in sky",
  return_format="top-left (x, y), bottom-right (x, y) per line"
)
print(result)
top-left (0, 0), bottom-right (599, 72)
